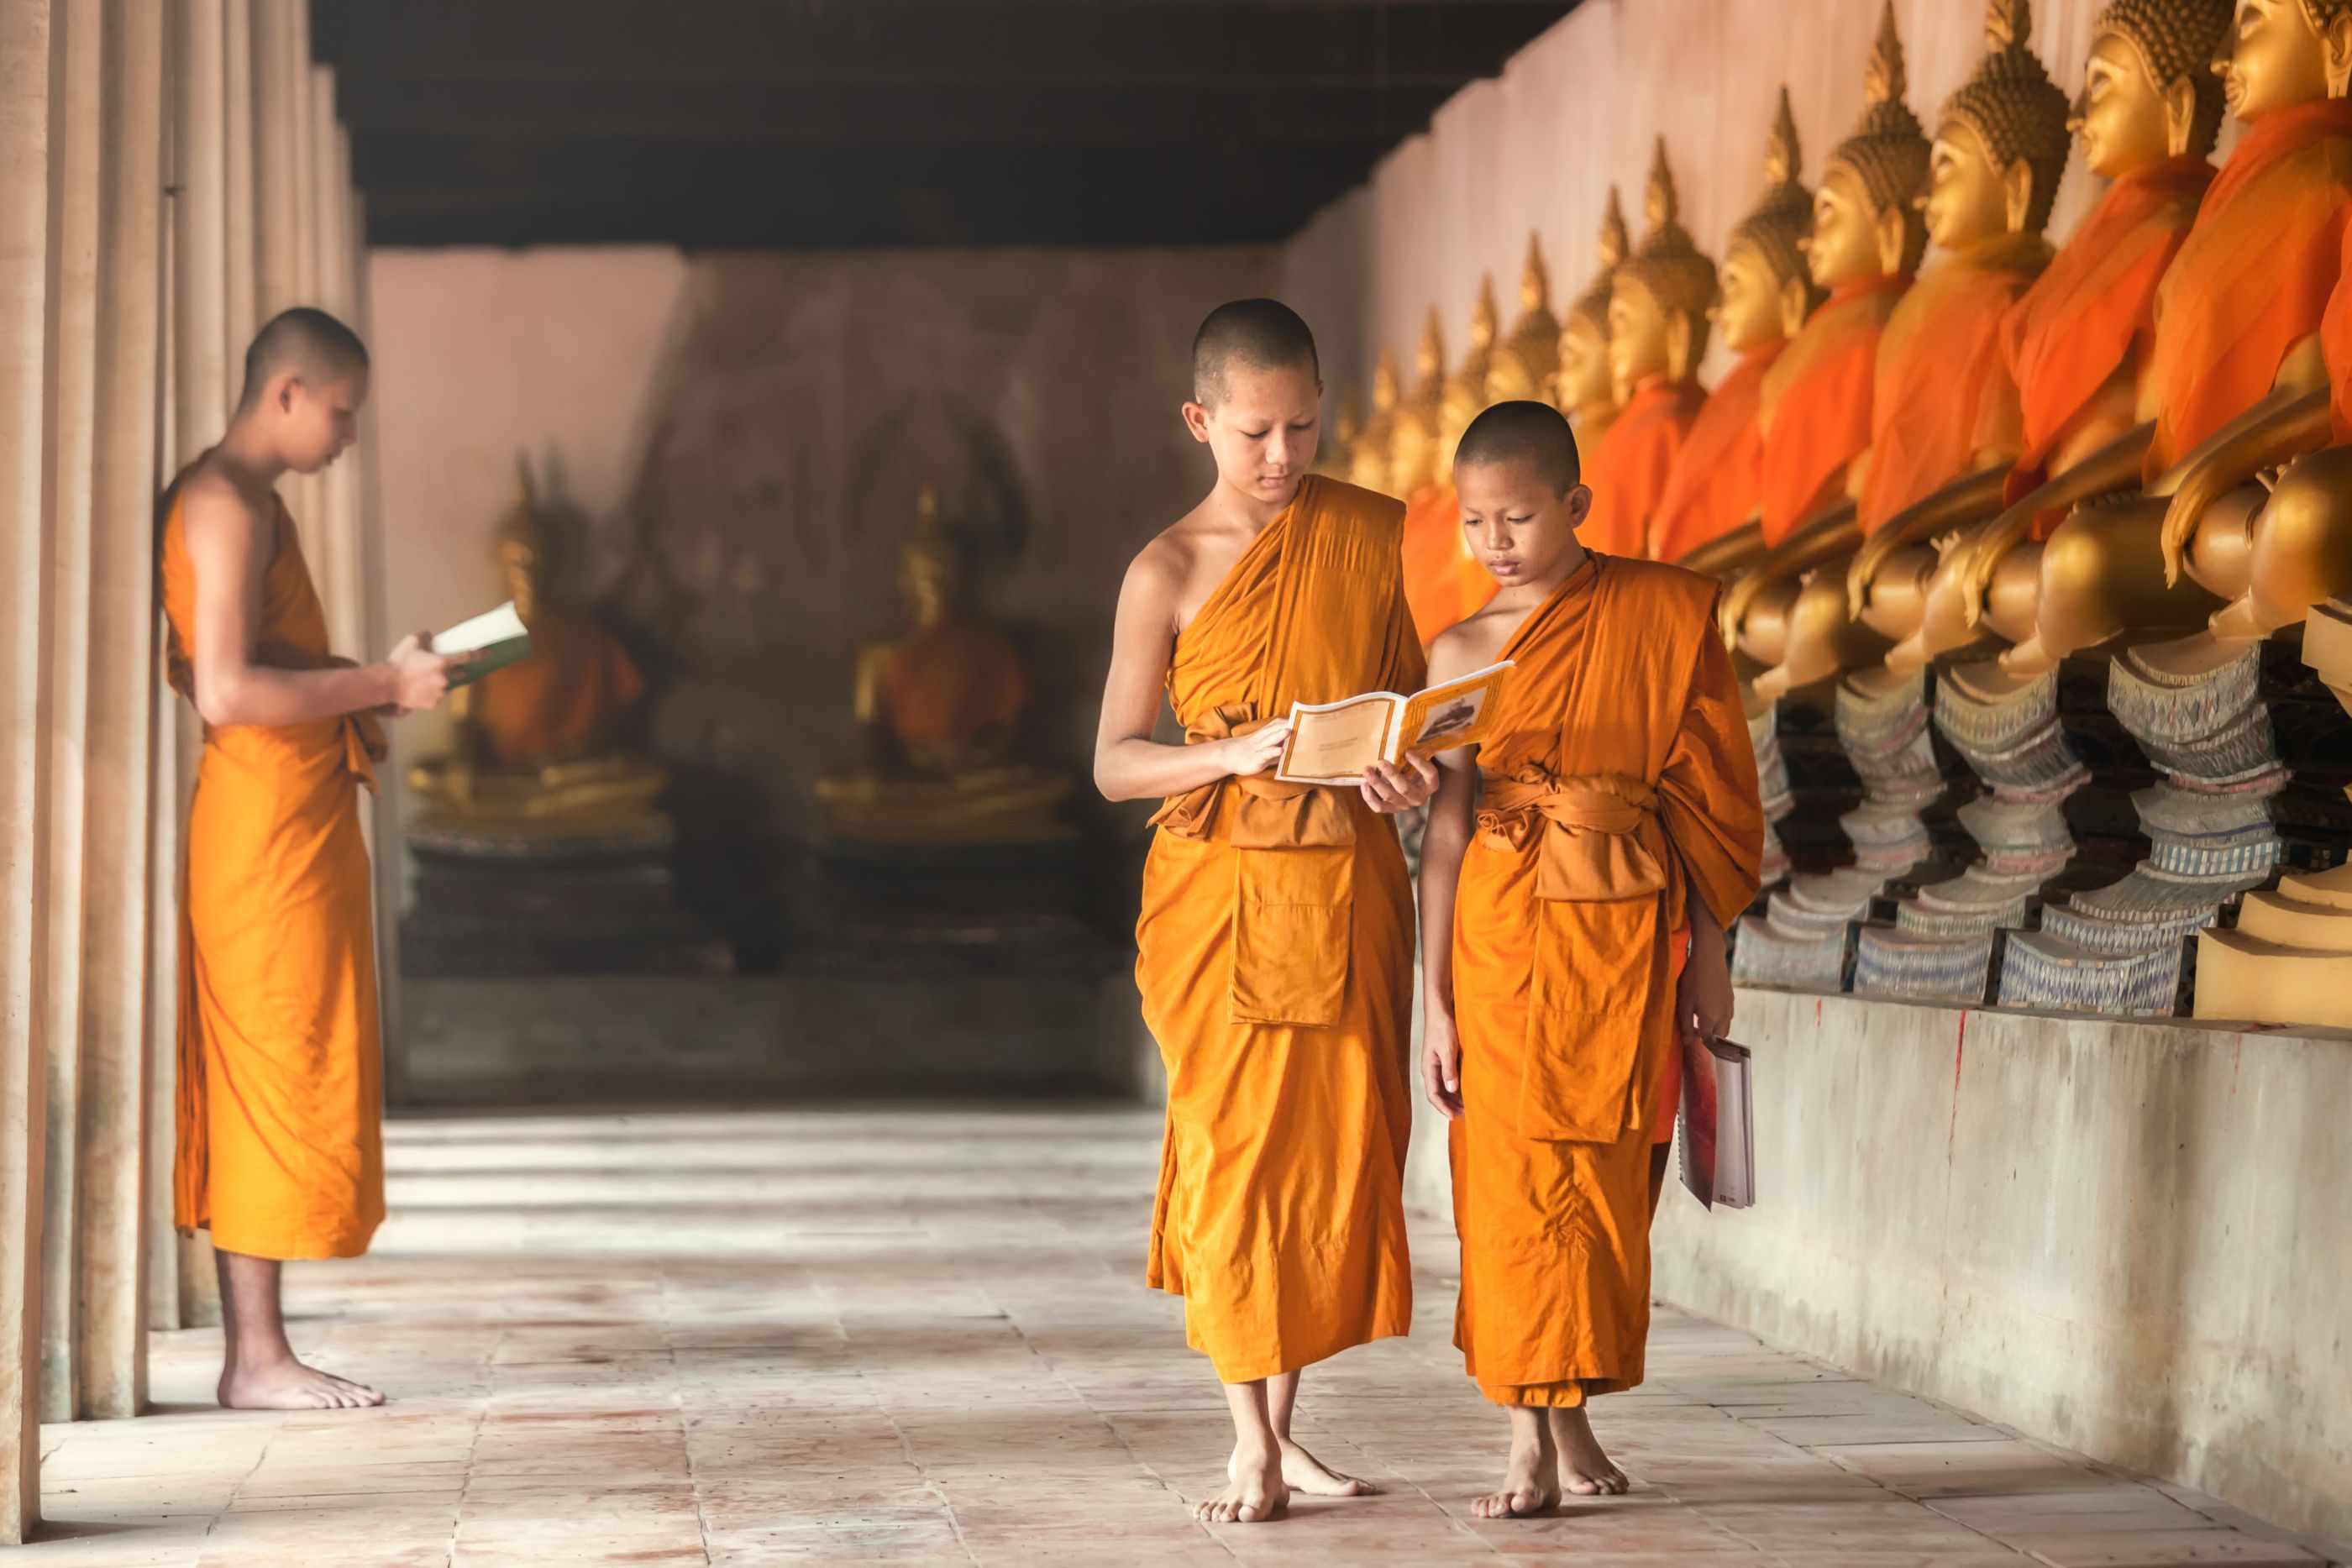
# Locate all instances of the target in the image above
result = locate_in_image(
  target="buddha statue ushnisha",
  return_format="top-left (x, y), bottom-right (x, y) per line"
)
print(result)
top-left (1722, 2), bottom-right (1928, 683)
top-left (1854, 0), bottom-right (2230, 672)
top-left (1346, 347), bottom-right (1403, 496)
top-left (814, 485), bottom-right (1069, 844)
top-left (407, 463), bottom-right (664, 826)
top-left (1554, 189), bottom-right (1629, 447)
top-left (1956, 0), bottom-right (2352, 675)
top-left (1579, 139), bottom-right (1715, 560)
top-left (1656, 87), bottom-right (1825, 576)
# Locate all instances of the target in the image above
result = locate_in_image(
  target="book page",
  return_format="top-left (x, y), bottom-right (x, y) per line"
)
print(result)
top-left (1395, 660), bottom-right (1514, 761)
top-left (1276, 694), bottom-right (1402, 784)
top-left (435, 600), bottom-right (534, 689)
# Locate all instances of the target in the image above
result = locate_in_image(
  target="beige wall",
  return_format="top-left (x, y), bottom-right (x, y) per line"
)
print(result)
top-left (366, 244), bottom-right (1278, 950)
top-left (1283, 0), bottom-right (2239, 416)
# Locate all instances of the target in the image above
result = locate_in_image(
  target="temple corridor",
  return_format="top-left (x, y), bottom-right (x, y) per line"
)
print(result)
top-left (24, 1106), bottom-right (2330, 1567)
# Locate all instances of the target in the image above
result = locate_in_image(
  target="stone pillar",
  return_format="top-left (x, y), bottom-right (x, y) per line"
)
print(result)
top-left (37, 0), bottom-right (104, 1426)
top-left (76, 0), bottom-right (168, 1421)
top-left (311, 67), bottom-right (364, 657)
top-left (248, 0), bottom-right (323, 575)
top-left (220, 0), bottom-right (253, 359)
top-left (0, 0), bottom-right (63, 1541)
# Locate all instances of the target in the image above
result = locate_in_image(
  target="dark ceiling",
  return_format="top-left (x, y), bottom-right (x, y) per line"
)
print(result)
top-left (311, 1), bottom-right (1578, 250)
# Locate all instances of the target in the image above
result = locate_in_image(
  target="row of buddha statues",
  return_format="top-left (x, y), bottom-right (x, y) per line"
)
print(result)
top-left (1320, 0), bottom-right (2352, 1028)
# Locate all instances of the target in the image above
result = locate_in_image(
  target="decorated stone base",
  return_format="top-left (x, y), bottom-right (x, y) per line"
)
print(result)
top-left (402, 813), bottom-right (733, 977)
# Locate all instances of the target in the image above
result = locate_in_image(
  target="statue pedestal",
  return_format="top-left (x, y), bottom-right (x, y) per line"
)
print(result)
top-left (400, 814), bottom-right (732, 977)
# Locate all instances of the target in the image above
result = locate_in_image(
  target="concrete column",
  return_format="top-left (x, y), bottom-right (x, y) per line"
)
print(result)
top-left (75, 0), bottom-right (167, 1421)
top-left (220, 0), bottom-right (253, 375)
top-left (247, 0), bottom-right (323, 574)
top-left (38, 0), bottom-right (104, 1426)
top-left (310, 66), bottom-right (362, 656)
top-left (0, 0), bottom-right (63, 1541)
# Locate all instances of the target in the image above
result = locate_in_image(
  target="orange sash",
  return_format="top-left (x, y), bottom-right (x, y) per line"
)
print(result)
top-left (1651, 341), bottom-right (1783, 564)
top-left (1757, 275), bottom-right (1908, 543)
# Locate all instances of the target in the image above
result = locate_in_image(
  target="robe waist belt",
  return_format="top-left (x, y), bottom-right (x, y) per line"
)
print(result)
top-left (1149, 703), bottom-right (1355, 848)
top-left (1476, 768), bottom-right (1667, 902)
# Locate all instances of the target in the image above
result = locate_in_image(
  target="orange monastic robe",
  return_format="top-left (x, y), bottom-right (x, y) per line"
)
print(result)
top-left (1401, 482), bottom-right (1499, 645)
top-left (1650, 341), bottom-right (1783, 564)
top-left (2001, 155), bottom-right (2213, 511)
top-left (1580, 377), bottom-right (1709, 559)
top-left (473, 613), bottom-right (644, 765)
top-left (2145, 98), bottom-right (2352, 477)
top-left (2328, 219), bottom-right (2352, 441)
top-left (874, 615), bottom-right (1030, 757)
top-left (1756, 275), bottom-right (1908, 544)
top-left (1448, 555), bottom-right (1761, 1406)
top-left (1856, 233), bottom-right (2050, 536)
top-left (1138, 475), bottom-right (1424, 1382)
top-left (161, 478), bottom-right (386, 1261)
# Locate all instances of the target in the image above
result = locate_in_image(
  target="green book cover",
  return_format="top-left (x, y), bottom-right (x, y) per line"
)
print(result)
top-left (435, 601), bottom-right (535, 689)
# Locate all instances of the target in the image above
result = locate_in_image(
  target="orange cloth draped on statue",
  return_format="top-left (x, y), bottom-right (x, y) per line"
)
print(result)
top-left (1137, 475), bottom-right (1424, 1383)
top-left (2326, 220), bottom-right (2352, 442)
top-left (1756, 275), bottom-right (1908, 543)
top-left (2145, 98), bottom-right (2352, 477)
top-left (1580, 377), bottom-right (1709, 559)
top-left (2001, 155), bottom-right (2213, 514)
top-left (874, 616), bottom-right (1030, 754)
top-left (159, 475), bottom-right (386, 1261)
top-left (1650, 341), bottom-right (1783, 564)
top-left (1857, 234), bottom-right (2050, 536)
top-left (1447, 553), bottom-right (1761, 1407)
top-left (472, 615), bottom-right (644, 765)
top-left (1400, 482), bottom-right (1499, 645)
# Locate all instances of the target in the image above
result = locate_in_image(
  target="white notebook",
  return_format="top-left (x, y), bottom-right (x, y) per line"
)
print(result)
top-left (433, 600), bottom-right (533, 688)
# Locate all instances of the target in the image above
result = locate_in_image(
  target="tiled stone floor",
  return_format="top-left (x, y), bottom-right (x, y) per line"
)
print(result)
top-left (29, 1106), bottom-right (2342, 1565)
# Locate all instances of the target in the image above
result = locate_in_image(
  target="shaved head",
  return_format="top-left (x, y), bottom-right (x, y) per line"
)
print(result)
top-left (239, 307), bottom-right (369, 409)
top-left (1456, 400), bottom-right (1582, 495)
top-left (1191, 298), bottom-right (1320, 406)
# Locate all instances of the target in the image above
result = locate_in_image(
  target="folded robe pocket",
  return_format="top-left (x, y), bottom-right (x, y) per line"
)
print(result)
top-left (1519, 894), bottom-right (1660, 1142)
top-left (1230, 844), bottom-right (1352, 1028)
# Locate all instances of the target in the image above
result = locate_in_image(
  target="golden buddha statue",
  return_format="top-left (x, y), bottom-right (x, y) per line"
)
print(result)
top-left (408, 464), bottom-right (665, 826)
top-left (1310, 380), bottom-right (1364, 480)
top-left (815, 485), bottom-right (1068, 843)
top-left (1434, 275), bottom-right (1501, 483)
top-left (1555, 189), bottom-right (1629, 445)
top-left (1347, 347), bottom-right (1403, 496)
top-left (1387, 310), bottom-right (1450, 500)
top-left (1951, 0), bottom-right (2352, 676)
top-left (1722, 1), bottom-right (1930, 693)
top-left (1660, 87), bottom-right (1825, 578)
top-left (1486, 233), bottom-right (1561, 405)
top-left (1580, 140), bottom-right (1714, 560)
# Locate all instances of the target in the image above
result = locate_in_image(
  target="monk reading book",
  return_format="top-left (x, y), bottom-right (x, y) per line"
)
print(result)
top-left (1417, 401), bottom-right (1763, 1517)
top-left (160, 308), bottom-right (475, 1409)
top-left (1094, 300), bottom-right (1436, 1525)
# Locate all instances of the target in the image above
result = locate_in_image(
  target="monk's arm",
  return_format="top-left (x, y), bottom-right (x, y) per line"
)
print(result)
top-left (182, 480), bottom-right (458, 728)
top-left (1092, 547), bottom-right (1282, 801)
top-left (1415, 630), bottom-right (1481, 1119)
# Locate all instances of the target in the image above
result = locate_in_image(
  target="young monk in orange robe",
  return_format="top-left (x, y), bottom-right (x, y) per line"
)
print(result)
top-left (1648, 338), bottom-right (1782, 564)
top-left (161, 308), bottom-right (472, 1409)
top-left (1579, 377), bottom-right (1708, 559)
top-left (1756, 275), bottom-right (1907, 543)
top-left (1095, 301), bottom-right (1436, 1525)
top-left (1419, 401), bottom-right (1762, 1518)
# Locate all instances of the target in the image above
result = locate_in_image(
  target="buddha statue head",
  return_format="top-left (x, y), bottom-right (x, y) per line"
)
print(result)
top-left (2213, 0), bottom-right (2352, 123)
top-left (1347, 347), bottom-right (1402, 493)
top-left (898, 485), bottom-right (963, 628)
top-left (1610, 139), bottom-right (1719, 391)
top-left (1924, 0), bottom-right (2073, 250)
top-left (1436, 279), bottom-right (1502, 481)
top-left (1557, 188), bottom-right (1630, 413)
top-left (1331, 380), bottom-right (1363, 457)
top-left (2073, 0), bottom-right (2231, 176)
top-left (495, 460), bottom-right (550, 627)
top-left (1810, 3), bottom-right (1932, 288)
top-left (1487, 233), bottom-right (1562, 402)
top-left (1389, 310), bottom-right (1448, 496)
top-left (1718, 87), bottom-right (1825, 352)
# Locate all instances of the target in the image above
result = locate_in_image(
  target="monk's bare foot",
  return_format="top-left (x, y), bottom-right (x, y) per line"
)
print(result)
top-left (1198, 1444), bottom-right (1289, 1524)
top-left (218, 1359), bottom-right (385, 1411)
top-left (1549, 1404), bottom-right (1628, 1495)
top-left (1231, 1440), bottom-right (1378, 1497)
top-left (1473, 1413), bottom-right (1559, 1518)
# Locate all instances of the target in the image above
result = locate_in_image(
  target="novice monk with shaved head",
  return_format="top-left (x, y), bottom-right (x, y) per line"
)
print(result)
top-left (1418, 401), bottom-right (1761, 1516)
top-left (1095, 299), bottom-right (1436, 1524)
top-left (163, 307), bottom-right (474, 1409)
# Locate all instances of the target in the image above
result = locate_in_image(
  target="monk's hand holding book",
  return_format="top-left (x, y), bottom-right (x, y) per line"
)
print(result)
top-left (1276, 661), bottom-right (1515, 789)
top-left (1216, 718), bottom-right (1292, 779)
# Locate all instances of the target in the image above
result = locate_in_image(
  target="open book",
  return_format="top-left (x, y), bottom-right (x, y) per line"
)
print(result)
top-left (434, 600), bottom-right (533, 689)
top-left (1273, 661), bottom-right (1514, 786)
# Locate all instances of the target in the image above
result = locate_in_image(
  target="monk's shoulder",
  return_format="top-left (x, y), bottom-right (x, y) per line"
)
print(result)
top-left (1306, 475), bottom-right (1406, 541)
top-left (175, 465), bottom-right (273, 548)
top-left (1603, 556), bottom-right (1721, 628)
